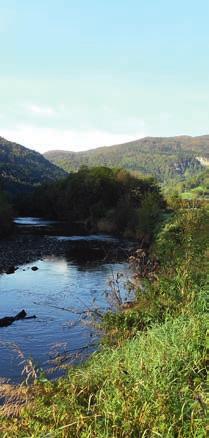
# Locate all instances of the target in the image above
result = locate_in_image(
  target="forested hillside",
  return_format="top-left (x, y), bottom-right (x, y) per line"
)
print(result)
top-left (45, 135), bottom-right (209, 183)
top-left (0, 136), bottom-right (67, 195)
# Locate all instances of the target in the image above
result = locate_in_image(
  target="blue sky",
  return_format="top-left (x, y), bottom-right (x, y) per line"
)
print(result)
top-left (0, 0), bottom-right (209, 152)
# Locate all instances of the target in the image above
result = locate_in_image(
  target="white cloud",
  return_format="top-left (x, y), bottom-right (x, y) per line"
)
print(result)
top-left (0, 125), bottom-right (146, 153)
top-left (26, 105), bottom-right (57, 117)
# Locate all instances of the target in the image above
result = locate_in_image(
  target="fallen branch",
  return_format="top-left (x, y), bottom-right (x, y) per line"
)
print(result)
top-left (0, 310), bottom-right (36, 328)
top-left (33, 301), bottom-right (103, 318)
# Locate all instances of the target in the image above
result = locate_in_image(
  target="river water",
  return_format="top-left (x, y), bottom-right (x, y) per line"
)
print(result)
top-left (0, 218), bottom-right (132, 383)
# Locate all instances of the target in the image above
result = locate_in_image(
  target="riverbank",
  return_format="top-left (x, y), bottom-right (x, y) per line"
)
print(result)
top-left (0, 207), bottom-right (208, 436)
top-left (2, 310), bottom-right (206, 437)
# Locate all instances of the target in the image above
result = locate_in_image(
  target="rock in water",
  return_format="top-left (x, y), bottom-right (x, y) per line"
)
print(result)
top-left (6, 266), bottom-right (16, 274)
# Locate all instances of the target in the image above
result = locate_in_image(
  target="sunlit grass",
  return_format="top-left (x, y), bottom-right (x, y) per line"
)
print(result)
top-left (0, 310), bottom-right (207, 437)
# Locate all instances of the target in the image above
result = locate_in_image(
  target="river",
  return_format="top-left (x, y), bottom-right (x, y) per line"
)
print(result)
top-left (0, 218), bottom-right (133, 383)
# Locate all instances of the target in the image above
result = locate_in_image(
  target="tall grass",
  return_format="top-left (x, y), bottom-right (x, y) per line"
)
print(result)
top-left (0, 311), bottom-right (207, 437)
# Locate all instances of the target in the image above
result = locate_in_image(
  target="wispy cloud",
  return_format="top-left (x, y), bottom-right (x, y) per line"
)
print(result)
top-left (26, 105), bottom-right (57, 117)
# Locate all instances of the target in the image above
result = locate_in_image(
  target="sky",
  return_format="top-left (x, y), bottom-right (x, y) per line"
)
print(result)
top-left (0, 0), bottom-right (209, 153)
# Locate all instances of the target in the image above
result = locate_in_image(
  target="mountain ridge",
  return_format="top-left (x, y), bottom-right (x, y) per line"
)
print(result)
top-left (44, 134), bottom-right (209, 183)
top-left (0, 136), bottom-right (67, 194)
top-left (44, 134), bottom-right (209, 155)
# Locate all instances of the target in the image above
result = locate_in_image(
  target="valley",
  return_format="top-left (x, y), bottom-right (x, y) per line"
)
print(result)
top-left (0, 135), bottom-right (207, 437)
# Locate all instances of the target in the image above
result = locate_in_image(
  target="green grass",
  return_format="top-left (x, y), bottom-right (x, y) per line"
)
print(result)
top-left (0, 309), bottom-right (207, 437)
top-left (180, 186), bottom-right (209, 200)
top-left (181, 191), bottom-right (197, 200)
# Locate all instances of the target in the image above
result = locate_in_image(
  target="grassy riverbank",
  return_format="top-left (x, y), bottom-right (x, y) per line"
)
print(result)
top-left (0, 205), bottom-right (208, 437)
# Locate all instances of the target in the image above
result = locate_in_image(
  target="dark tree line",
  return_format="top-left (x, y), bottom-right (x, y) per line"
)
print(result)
top-left (0, 188), bottom-right (13, 237)
top-left (18, 166), bottom-right (165, 239)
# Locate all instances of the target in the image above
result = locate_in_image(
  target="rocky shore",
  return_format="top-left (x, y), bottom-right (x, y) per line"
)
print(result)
top-left (0, 233), bottom-right (136, 274)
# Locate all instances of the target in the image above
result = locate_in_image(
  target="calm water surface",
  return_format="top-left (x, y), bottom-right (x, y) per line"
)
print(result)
top-left (14, 217), bottom-right (59, 227)
top-left (0, 218), bottom-right (131, 383)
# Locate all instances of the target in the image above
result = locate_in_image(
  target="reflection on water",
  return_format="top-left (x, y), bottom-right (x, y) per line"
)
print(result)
top-left (50, 235), bottom-right (120, 242)
top-left (0, 254), bottom-right (130, 383)
top-left (14, 217), bottom-right (59, 227)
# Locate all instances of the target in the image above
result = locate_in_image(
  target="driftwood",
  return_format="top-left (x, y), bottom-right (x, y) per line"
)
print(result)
top-left (0, 309), bottom-right (36, 327)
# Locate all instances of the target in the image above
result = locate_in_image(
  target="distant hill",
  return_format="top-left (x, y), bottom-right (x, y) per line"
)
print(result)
top-left (0, 137), bottom-right (67, 194)
top-left (44, 135), bottom-right (209, 183)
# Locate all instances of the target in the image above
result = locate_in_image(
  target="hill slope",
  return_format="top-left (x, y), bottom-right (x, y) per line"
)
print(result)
top-left (0, 137), bottom-right (67, 194)
top-left (44, 135), bottom-right (209, 183)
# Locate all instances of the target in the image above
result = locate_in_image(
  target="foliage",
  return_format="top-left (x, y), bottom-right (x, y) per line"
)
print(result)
top-left (154, 207), bottom-right (209, 286)
top-left (102, 208), bottom-right (209, 341)
top-left (21, 166), bottom-right (164, 239)
top-left (177, 168), bottom-right (209, 199)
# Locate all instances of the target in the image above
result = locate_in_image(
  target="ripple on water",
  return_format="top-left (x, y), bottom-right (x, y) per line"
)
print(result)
top-left (0, 254), bottom-right (130, 383)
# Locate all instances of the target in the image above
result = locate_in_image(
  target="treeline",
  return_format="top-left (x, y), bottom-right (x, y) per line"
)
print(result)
top-left (18, 166), bottom-right (165, 239)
